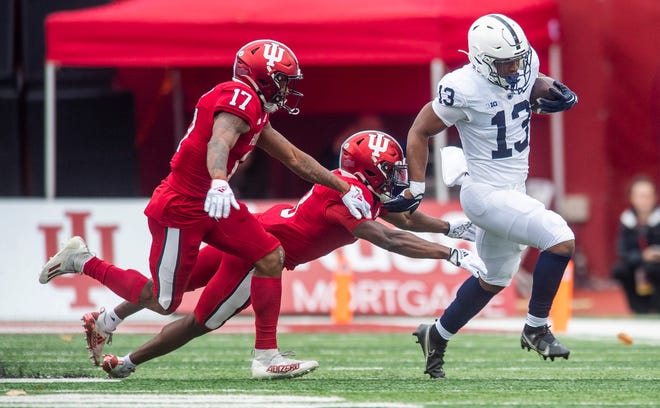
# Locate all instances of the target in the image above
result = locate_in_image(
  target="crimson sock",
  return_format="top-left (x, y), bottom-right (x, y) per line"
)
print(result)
top-left (83, 257), bottom-right (148, 304)
top-left (251, 276), bottom-right (282, 350)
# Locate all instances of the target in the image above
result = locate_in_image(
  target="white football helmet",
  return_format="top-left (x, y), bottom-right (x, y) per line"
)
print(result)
top-left (466, 14), bottom-right (532, 92)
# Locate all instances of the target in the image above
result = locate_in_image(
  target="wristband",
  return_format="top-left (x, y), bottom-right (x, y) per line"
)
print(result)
top-left (409, 181), bottom-right (426, 197)
top-left (211, 179), bottom-right (227, 188)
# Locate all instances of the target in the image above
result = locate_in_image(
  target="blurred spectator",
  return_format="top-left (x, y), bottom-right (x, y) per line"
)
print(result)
top-left (321, 115), bottom-right (385, 169)
top-left (612, 175), bottom-right (660, 314)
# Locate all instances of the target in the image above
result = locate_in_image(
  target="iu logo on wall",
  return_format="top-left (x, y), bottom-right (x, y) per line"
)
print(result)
top-left (39, 210), bottom-right (120, 308)
top-left (0, 199), bottom-right (153, 321)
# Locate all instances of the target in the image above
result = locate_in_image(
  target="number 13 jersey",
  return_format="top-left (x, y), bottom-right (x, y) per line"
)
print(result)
top-left (432, 49), bottom-right (540, 188)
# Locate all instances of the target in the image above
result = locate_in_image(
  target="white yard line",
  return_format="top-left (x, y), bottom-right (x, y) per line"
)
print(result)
top-left (0, 378), bottom-right (119, 383)
top-left (0, 394), bottom-right (421, 408)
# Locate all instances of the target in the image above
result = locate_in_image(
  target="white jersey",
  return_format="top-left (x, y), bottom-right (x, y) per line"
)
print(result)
top-left (427, 49), bottom-right (573, 285)
top-left (432, 49), bottom-right (540, 188)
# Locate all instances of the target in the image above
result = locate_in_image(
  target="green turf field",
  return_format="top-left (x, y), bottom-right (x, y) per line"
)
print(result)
top-left (1, 331), bottom-right (659, 407)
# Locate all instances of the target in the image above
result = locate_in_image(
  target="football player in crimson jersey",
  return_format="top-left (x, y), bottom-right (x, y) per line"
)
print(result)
top-left (74, 131), bottom-right (486, 379)
top-left (382, 14), bottom-right (578, 378)
top-left (40, 40), bottom-right (372, 374)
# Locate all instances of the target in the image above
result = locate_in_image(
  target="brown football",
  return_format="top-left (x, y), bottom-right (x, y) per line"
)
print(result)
top-left (530, 76), bottom-right (559, 113)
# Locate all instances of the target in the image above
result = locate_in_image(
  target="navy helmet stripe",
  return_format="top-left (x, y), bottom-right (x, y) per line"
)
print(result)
top-left (489, 14), bottom-right (521, 50)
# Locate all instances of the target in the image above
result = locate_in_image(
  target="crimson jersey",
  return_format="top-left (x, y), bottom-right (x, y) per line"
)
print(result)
top-left (258, 170), bottom-right (384, 270)
top-left (165, 79), bottom-right (269, 199)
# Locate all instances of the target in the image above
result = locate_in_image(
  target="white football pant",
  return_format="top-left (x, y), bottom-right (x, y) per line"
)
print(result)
top-left (460, 177), bottom-right (574, 287)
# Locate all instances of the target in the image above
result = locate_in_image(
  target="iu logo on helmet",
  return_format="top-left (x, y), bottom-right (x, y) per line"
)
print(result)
top-left (263, 43), bottom-right (284, 71)
top-left (367, 132), bottom-right (390, 157)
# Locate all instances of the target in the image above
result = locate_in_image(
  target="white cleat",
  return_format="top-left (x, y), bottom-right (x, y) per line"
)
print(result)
top-left (39, 236), bottom-right (92, 284)
top-left (251, 349), bottom-right (319, 380)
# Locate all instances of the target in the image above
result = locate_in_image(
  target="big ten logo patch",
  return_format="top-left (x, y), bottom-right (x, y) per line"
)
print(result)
top-left (39, 211), bottom-right (118, 308)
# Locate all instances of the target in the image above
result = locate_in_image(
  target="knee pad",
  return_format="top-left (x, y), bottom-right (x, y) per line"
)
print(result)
top-left (535, 210), bottom-right (575, 250)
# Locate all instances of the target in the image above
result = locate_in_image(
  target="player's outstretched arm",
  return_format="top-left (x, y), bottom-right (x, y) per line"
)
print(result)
top-left (381, 212), bottom-right (476, 241)
top-left (352, 220), bottom-right (486, 278)
top-left (258, 124), bottom-right (370, 219)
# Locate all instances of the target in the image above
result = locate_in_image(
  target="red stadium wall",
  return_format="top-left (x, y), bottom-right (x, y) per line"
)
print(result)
top-left (557, 0), bottom-right (660, 279)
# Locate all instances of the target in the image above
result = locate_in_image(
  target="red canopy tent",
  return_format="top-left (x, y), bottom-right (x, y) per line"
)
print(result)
top-left (44, 0), bottom-right (560, 198)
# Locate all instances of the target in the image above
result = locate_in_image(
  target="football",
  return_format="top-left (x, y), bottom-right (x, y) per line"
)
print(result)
top-left (530, 76), bottom-right (559, 113)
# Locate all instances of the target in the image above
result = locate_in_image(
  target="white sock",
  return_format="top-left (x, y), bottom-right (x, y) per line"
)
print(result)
top-left (254, 348), bottom-right (278, 361)
top-left (123, 354), bottom-right (136, 369)
top-left (76, 254), bottom-right (94, 272)
top-left (103, 309), bottom-right (122, 332)
top-left (525, 314), bottom-right (548, 328)
top-left (436, 321), bottom-right (454, 341)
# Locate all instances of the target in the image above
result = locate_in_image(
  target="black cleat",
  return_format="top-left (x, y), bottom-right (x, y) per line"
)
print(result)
top-left (520, 324), bottom-right (570, 361)
top-left (413, 323), bottom-right (447, 379)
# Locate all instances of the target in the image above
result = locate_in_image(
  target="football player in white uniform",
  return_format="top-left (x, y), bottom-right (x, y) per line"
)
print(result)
top-left (384, 14), bottom-right (578, 378)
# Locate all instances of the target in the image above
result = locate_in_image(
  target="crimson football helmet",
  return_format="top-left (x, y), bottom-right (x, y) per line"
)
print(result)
top-left (339, 131), bottom-right (408, 202)
top-left (466, 14), bottom-right (532, 93)
top-left (233, 39), bottom-right (303, 115)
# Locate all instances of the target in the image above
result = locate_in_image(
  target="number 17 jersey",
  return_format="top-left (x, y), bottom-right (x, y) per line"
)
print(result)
top-left (167, 80), bottom-right (268, 200)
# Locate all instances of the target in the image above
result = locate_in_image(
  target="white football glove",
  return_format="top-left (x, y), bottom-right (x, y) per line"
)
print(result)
top-left (447, 218), bottom-right (477, 242)
top-left (448, 248), bottom-right (487, 279)
top-left (204, 179), bottom-right (240, 219)
top-left (341, 185), bottom-right (371, 220)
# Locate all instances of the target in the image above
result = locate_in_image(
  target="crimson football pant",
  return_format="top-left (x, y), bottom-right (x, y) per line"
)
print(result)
top-left (190, 245), bottom-right (281, 350)
top-left (83, 206), bottom-right (282, 348)
top-left (146, 203), bottom-right (280, 313)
